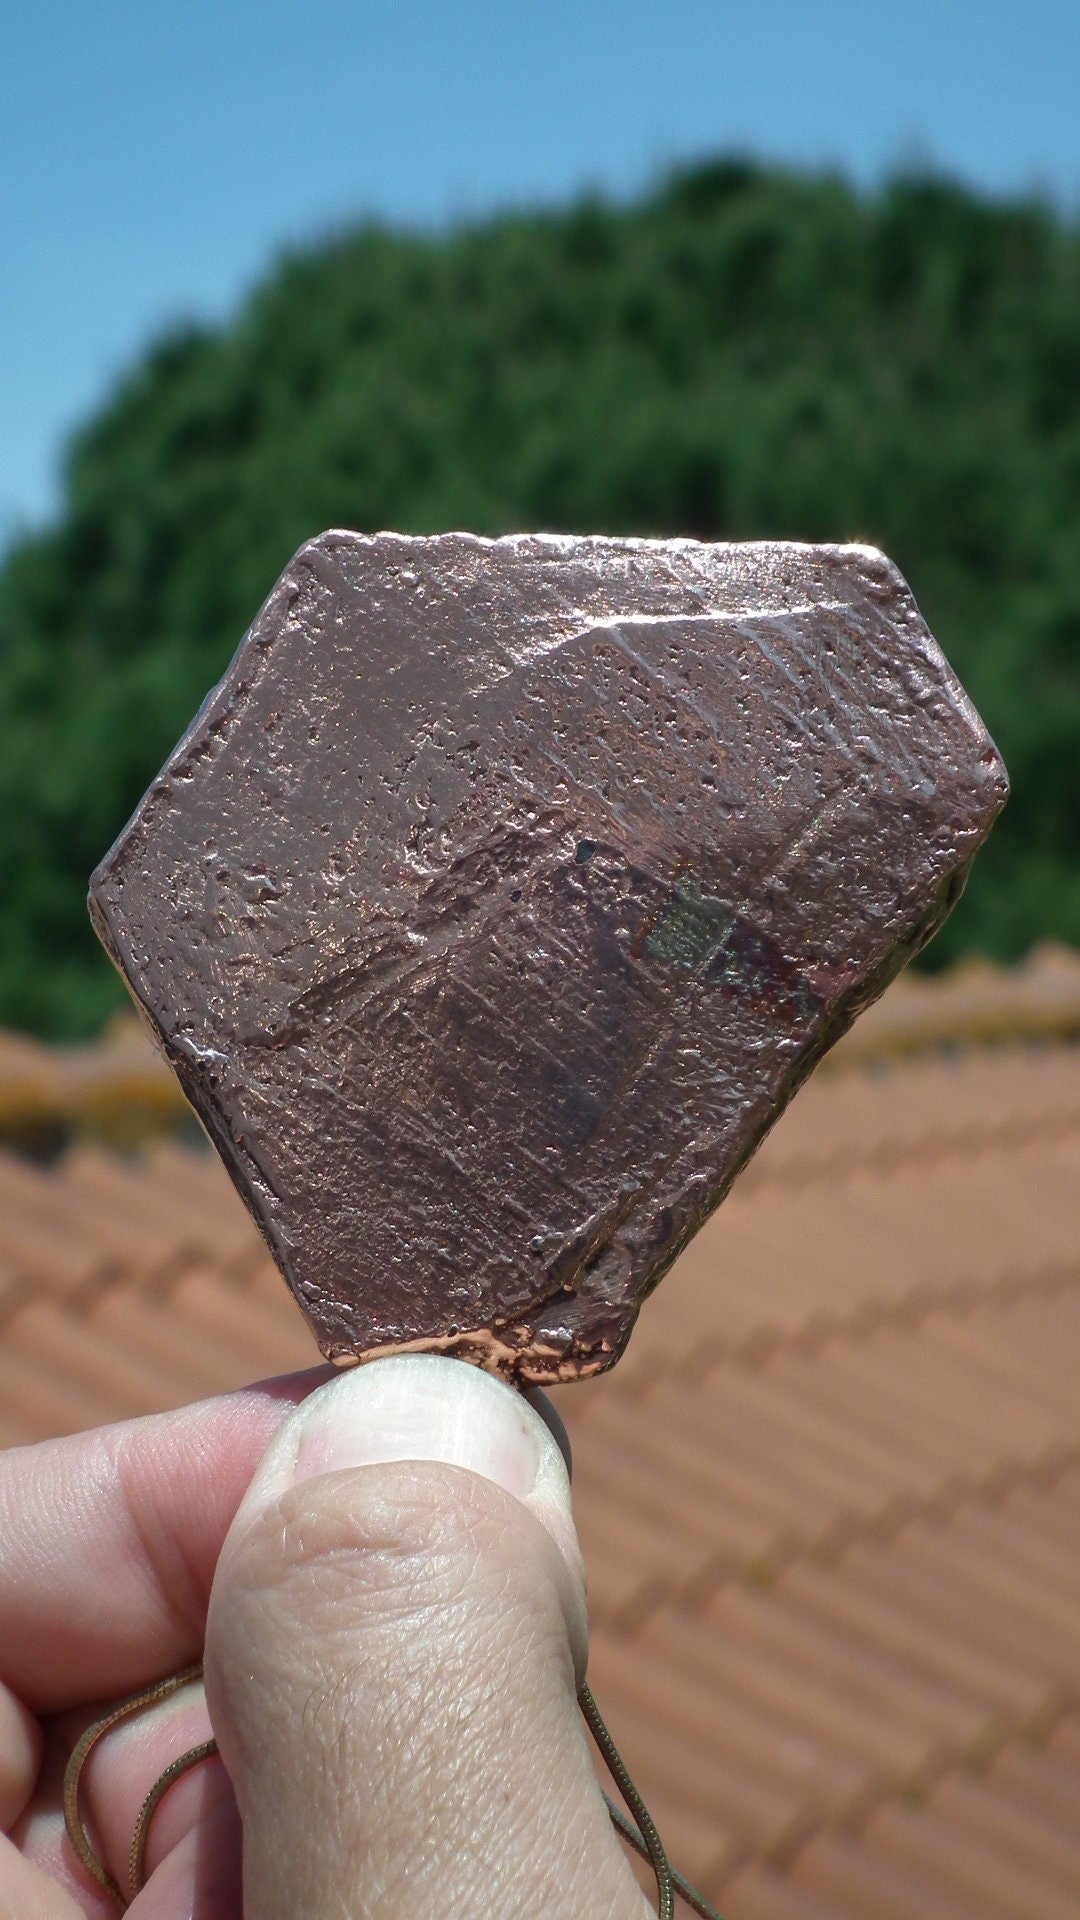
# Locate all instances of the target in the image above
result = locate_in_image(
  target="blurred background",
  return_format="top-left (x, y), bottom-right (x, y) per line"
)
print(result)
top-left (2, 7), bottom-right (1080, 1919)
top-left (3, 0), bottom-right (1080, 1037)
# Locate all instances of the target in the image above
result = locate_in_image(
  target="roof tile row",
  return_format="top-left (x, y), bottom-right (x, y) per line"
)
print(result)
top-left (0, 983), bottom-right (1077, 1919)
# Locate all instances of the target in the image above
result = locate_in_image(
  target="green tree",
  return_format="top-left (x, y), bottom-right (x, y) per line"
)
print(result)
top-left (2, 160), bottom-right (1078, 1036)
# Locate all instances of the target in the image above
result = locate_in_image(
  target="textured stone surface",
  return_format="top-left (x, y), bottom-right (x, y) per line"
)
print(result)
top-left (89, 533), bottom-right (1008, 1381)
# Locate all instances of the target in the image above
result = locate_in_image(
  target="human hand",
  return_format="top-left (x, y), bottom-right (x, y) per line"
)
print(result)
top-left (1, 1355), bottom-right (651, 1917)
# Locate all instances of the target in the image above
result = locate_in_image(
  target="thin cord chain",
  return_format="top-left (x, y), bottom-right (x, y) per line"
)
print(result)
top-left (578, 1683), bottom-right (724, 1916)
top-left (579, 1681), bottom-right (675, 1920)
top-left (63, 1664), bottom-right (206, 1907)
top-left (603, 1796), bottom-right (725, 1920)
top-left (65, 1664), bottom-right (722, 1916)
top-left (128, 1735), bottom-right (218, 1897)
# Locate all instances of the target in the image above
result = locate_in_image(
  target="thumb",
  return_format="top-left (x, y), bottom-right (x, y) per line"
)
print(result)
top-left (204, 1355), bottom-right (649, 1919)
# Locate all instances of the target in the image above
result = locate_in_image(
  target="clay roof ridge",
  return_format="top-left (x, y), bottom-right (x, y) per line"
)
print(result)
top-left (632, 1614), bottom-right (1076, 1907)
top-left (821, 943), bottom-right (1080, 1070)
top-left (23, 1244), bottom-right (224, 1319)
top-left (619, 1430), bottom-right (1080, 1638)
top-left (36, 1246), bottom-right (291, 1321)
top-left (642, 1256), bottom-right (1080, 1389)
top-left (763, 1700), bottom-right (1080, 1907)
top-left (739, 1106), bottom-right (1080, 1194)
top-left (3, 949), bottom-right (1079, 1150)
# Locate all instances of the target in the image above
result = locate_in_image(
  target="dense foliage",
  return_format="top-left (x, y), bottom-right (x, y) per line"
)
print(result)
top-left (3, 159), bottom-right (1079, 1036)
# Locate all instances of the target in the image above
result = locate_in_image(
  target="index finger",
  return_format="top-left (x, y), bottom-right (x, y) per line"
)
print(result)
top-left (0, 1366), bottom-right (333, 1712)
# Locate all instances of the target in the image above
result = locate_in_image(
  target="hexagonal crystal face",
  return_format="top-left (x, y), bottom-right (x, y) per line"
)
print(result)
top-left (89, 532), bottom-right (1007, 1381)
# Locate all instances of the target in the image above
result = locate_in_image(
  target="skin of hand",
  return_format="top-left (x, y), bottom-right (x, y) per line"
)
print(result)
top-left (0, 1354), bottom-right (651, 1918)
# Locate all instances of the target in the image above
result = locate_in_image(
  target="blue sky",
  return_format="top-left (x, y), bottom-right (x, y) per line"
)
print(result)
top-left (3, 0), bottom-right (1080, 540)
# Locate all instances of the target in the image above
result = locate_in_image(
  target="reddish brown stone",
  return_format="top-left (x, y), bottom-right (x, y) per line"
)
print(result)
top-left (89, 534), bottom-right (1007, 1381)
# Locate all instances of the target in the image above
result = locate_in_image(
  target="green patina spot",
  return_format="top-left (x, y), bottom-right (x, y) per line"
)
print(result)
top-left (645, 878), bottom-right (824, 1025)
top-left (645, 880), bottom-right (734, 970)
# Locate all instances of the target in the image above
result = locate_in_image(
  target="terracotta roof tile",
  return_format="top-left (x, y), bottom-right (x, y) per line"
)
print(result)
top-left (2, 1292), bottom-right (193, 1428)
top-left (2, 944), bottom-right (1076, 1150)
top-left (824, 942), bottom-right (1080, 1065)
top-left (992, 1730), bottom-right (1080, 1827)
top-left (62, 1143), bottom-right (237, 1268)
top-left (720, 1865), bottom-right (851, 1920)
top-left (929, 1771), bottom-right (1080, 1894)
top-left (1, 954), bottom-right (1079, 1916)
top-left (778, 1556), bottom-right (1058, 1728)
top-left (141, 1141), bottom-right (267, 1269)
top-left (748, 1039), bottom-right (1080, 1184)
top-left (864, 1798), bottom-right (1080, 1920)
top-left (587, 1626), bottom-right (877, 1825)
top-left (636, 1604), bottom-right (932, 1787)
top-left (789, 1827), bottom-right (998, 1920)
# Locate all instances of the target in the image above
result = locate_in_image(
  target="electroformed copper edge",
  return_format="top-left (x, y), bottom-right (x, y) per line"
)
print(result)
top-left (89, 532), bottom-right (1008, 1381)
